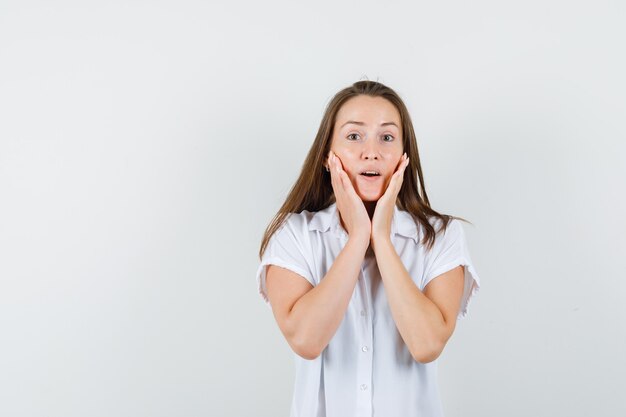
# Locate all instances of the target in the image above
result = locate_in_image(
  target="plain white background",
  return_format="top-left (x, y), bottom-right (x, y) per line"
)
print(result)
top-left (1, 1), bottom-right (625, 416)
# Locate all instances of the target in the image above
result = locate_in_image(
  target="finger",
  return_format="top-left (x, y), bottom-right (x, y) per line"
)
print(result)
top-left (402, 153), bottom-right (409, 169)
top-left (333, 154), bottom-right (348, 188)
top-left (333, 155), bottom-right (360, 200)
top-left (395, 155), bottom-right (410, 178)
top-left (333, 159), bottom-right (362, 217)
top-left (384, 156), bottom-right (408, 195)
top-left (399, 157), bottom-right (409, 176)
top-left (338, 169), bottom-right (360, 200)
top-left (393, 153), bottom-right (406, 172)
top-left (394, 158), bottom-right (408, 183)
top-left (332, 153), bottom-right (346, 187)
top-left (330, 153), bottom-right (346, 201)
top-left (394, 156), bottom-right (410, 192)
top-left (329, 153), bottom-right (340, 194)
top-left (400, 156), bottom-right (410, 178)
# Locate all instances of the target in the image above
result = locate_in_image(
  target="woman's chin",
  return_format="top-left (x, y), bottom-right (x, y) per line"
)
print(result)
top-left (352, 175), bottom-right (387, 201)
top-left (355, 187), bottom-right (383, 202)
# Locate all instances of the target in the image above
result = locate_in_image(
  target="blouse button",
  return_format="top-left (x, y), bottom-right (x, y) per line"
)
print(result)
top-left (360, 384), bottom-right (368, 390)
top-left (361, 346), bottom-right (368, 352)
top-left (360, 310), bottom-right (366, 316)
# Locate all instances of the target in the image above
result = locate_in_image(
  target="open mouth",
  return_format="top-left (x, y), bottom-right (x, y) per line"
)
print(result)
top-left (359, 171), bottom-right (382, 181)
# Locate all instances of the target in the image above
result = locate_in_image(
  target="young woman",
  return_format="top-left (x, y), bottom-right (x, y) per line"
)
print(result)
top-left (256, 80), bottom-right (481, 417)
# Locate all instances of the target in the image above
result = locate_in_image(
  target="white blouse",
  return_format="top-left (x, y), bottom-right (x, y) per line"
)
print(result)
top-left (256, 202), bottom-right (481, 417)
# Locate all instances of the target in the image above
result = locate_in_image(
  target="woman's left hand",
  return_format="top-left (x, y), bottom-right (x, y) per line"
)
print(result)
top-left (371, 153), bottom-right (409, 245)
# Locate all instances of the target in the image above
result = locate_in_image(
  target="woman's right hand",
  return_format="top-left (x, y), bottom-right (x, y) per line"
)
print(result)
top-left (327, 150), bottom-right (371, 241)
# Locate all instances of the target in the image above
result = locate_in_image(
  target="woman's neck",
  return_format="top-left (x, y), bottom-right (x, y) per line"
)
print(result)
top-left (364, 201), bottom-right (376, 219)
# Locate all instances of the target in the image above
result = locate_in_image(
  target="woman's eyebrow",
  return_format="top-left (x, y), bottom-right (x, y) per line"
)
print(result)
top-left (340, 120), bottom-right (399, 128)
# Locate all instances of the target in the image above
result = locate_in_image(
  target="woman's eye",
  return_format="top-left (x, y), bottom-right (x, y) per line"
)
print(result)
top-left (347, 133), bottom-right (394, 141)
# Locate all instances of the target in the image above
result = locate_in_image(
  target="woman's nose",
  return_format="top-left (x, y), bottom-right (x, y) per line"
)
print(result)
top-left (361, 141), bottom-right (380, 159)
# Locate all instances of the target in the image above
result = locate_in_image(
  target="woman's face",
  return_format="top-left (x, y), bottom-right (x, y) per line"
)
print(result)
top-left (327, 95), bottom-right (404, 202)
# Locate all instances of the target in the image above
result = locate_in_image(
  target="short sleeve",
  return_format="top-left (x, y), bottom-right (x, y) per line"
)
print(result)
top-left (256, 214), bottom-right (315, 308)
top-left (422, 219), bottom-right (481, 321)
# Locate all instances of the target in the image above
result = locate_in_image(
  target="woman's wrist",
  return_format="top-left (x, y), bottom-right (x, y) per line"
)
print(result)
top-left (347, 232), bottom-right (371, 250)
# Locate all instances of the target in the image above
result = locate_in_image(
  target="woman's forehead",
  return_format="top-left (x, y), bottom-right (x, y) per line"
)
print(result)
top-left (335, 96), bottom-right (400, 127)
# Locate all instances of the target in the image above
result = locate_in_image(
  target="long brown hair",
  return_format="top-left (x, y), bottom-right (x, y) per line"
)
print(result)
top-left (258, 80), bottom-right (471, 259)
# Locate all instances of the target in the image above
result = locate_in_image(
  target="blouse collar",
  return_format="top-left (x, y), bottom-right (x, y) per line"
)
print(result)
top-left (307, 202), bottom-right (419, 243)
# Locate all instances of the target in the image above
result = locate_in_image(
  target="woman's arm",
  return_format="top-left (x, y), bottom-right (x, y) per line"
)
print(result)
top-left (373, 238), bottom-right (464, 363)
top-left (268, 233), bottom-right (369, 360)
